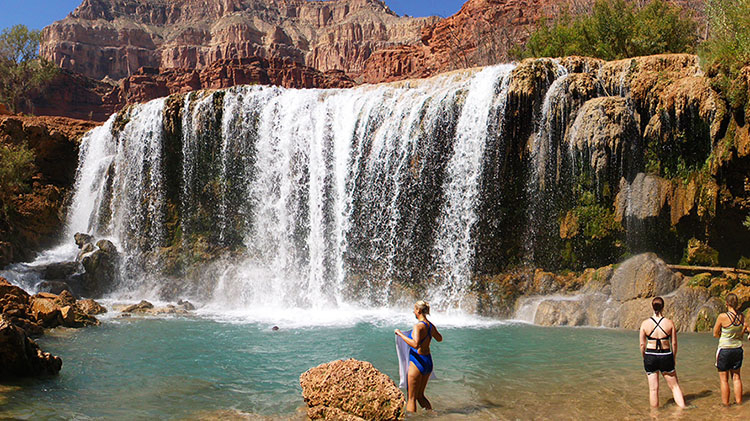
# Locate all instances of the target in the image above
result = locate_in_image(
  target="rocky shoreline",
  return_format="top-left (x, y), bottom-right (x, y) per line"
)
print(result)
top-left (0, 277), bottom-right (104, 379)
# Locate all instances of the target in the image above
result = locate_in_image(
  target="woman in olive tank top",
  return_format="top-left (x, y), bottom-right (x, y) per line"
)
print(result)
top-left (712, 293), bottom-right (750, 406)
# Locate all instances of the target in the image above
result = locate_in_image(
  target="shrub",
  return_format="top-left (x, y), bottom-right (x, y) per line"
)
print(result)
top-left (700, 0), bottom-right (750, 110)
top-left (516, 0), bottom-right (698, 60)
top-left (0, 142), bottom-right (35, 217)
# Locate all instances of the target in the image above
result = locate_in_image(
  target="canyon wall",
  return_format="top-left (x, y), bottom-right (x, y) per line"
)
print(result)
top-left (40, 0), bottom-right (437, 81)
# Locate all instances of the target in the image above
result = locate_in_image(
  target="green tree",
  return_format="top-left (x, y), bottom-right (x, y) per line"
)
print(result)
top-left (516, 0), bottom-right (697, 61)
top-left (700, 0), bottom-right (750, 109)
top-left (0, 142), bottom-right (35, 217)
top-left (0, 24), bottom-right (57, 113)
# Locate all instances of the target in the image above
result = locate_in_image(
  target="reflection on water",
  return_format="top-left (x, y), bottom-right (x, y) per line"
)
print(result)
top-left (1, 316), bottom-right (749, 420)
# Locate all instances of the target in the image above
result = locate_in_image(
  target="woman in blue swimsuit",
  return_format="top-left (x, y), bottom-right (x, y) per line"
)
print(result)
top-left (395, 300), bottom-right (443, 413)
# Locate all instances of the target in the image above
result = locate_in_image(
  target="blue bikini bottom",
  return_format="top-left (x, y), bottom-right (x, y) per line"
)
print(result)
top-left (409, 348), bottom-right (433, 375)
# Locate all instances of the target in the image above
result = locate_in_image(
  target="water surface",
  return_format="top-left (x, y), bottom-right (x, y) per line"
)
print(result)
top-left (2, 312), bottom-right (748, 420)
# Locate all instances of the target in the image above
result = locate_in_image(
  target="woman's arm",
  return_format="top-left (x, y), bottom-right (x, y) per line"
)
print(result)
top-left (713, 314), bottom-right (725, 338)
top-left (670, 323), bottom-right (678, 359)
top-left (395, 325), bottom-right (421, 348)
top-left (639, 323), bottom-right (647, 357)
top-left (432, 325), bottom-right (443, 342)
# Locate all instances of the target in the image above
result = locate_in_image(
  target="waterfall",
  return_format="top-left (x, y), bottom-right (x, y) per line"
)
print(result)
top-left (28, 64), bottom-right (524, 309)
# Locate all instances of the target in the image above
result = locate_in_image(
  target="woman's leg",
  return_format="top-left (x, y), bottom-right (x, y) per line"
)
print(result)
top-left (730, 370), bottom-right (742, 404)
top-left (647, 372), bottom-right (660, 408)
top-left (719, 371), bottom-right (730, 405)
top-left (416, 372), bottom-right (432, 409)
top-left (662, 372), bottom-right (686, 408)
top-left (406, 362), bottom-right (420, 412)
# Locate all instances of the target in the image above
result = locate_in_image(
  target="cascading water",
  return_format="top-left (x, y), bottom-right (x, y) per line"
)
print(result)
top-left (40, 64), bottom-right (521, 311)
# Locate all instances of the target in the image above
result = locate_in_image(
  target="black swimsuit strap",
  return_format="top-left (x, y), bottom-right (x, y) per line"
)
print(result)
top-left (727, 312), bottom-right (743, 327)
top-left (647, 317), bottom-right (670, 350)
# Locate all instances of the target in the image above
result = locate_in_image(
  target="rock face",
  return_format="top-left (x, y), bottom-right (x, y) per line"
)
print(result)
top-left (76, 236), bottom-right (121, 297)
top-left (360, 0), bottom-right (565, 83)
top-left (0, 115), bottom-right (98, 267)
top-left (518, 253), bottom-right (750, 332)
top-left (609, 253), bottom-right (682, 301)
top-left (0, 277), bottom-right (106, 378)
top-left (115, 56), bottom-right (355, 106)
top-left (300, 359), bottom-right (405, 421)
top-left (0, 314), bottom-right (62, 378)
top-left (40, 0), bottom-right (437, 81)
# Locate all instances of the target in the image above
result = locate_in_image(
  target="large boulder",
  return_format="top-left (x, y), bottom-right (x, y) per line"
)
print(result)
top-left (79, 239), bottom-right (120, 297)
top-left (0, 314), bottom-right (62, 378)
top-left (29, 290), bottom-right (100, 329)
top-left (0, 277), bottom-right (43, 336)
top-left (610, 253), bottom-right (682, 301)
top-left (300, 359), bottom-right (405, 421)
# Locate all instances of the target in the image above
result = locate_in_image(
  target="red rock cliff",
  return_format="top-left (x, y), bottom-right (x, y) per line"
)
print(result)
top-left (40, 0), bottom-right (438, 81)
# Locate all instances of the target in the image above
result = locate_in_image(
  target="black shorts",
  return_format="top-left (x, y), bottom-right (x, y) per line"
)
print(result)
top-left (716, 348), bottom-right (743, 372)
top-left (644, 350), bottom-right (675, 374)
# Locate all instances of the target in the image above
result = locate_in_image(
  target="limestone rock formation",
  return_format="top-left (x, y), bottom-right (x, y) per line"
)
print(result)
top-left (300, 359), bottom-right (405, 420)
top-left (569, 97), bottom-right (641, 183)
top-left (610, 253), bottom-right (682, 301)
top-left (521, 253), bottom-right (749, 332)
top-left (40, 0), bottom-right (437, 81)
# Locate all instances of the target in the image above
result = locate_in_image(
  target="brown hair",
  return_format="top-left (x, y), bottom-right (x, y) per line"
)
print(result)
top-left (726, 293), bottom-right (738, 310)
top-left (415, 300), bottom-right (430, 315)
top-left (652, 296), bottom-right (664, 313)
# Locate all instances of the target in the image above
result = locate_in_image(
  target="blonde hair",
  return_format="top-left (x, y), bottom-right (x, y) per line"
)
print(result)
top-left (415, 300), bottom-right (430, 315)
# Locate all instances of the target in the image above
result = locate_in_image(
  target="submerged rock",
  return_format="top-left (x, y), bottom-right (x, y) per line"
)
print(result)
top-left (121, 300), bottom-right (154, 313)
top-left (300, 359), bottom-right (404, 421)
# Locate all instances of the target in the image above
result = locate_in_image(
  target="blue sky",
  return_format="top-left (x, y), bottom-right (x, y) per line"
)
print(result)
top-left (0, 0), bottom-right (466, 31)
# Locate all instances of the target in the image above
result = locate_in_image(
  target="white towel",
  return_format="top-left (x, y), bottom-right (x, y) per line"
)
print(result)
top-left (395, 329), bottom-right (436, 389)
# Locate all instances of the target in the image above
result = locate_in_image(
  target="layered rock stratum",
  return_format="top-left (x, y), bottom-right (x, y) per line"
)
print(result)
top-left (40, 0), bottom-right (438, 81)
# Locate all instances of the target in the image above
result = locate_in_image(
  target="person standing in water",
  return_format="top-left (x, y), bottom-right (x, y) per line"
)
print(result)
top-left (713, 293), bottom-right (749, 406)
top-left (639, 296), bottom-right (687, 408)
top-left (395, 300), bottom-right (443, 413)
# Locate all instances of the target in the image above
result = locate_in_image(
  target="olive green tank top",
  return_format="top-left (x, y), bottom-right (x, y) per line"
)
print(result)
top-left (719, 312), bottom-right (744, 349)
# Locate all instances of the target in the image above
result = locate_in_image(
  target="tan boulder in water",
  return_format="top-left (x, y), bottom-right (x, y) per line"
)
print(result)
top-left (610, 253), bottom-right (682, 301)
top-left (300, 359), bottom-right (404, 421)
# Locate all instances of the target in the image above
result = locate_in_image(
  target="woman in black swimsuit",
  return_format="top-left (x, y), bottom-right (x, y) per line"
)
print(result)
top-left (638, 296), bottom-right (686, 408)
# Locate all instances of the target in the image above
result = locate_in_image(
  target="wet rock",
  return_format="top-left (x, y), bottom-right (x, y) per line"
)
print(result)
top-left (35, 280), bottom-right (74, 296)
top-left (0, 314), bottom-right (62, 379)
top-left (300, 359), bottom-right (404, 421)
top-left (77, 242), bottom-right (96, 262)
top-left (580, 265), bottom-right (614, 294)
top-left (74, 233), bottom-right (94, 248)
top-left (29, 291), bottom-right (100, 329)
top-left (95, 239), bottom-right (117, 254)
top-left (0, 277), bottom-right (43, 336)
top-left (569, 97), bottom-right (641, 183)
top-left (176, 299), bottom-right (195, 311)
top-left (77, 299), bottom-right (107, 315)
top-left (39, 261), bottom-right (80, 280)
top-left (685, 238), bottom-right (719, 266)
top-left (121, 300), bottom-right (154, 313)
top-left (610, 253), bottom-right (682, 301)
top-left (80, 239), bottom-right (120, 297)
